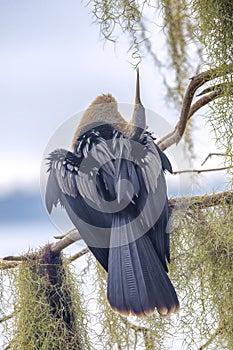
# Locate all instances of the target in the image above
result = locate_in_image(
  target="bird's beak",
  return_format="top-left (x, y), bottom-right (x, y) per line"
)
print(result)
top-left (135, 68), bottom-right (141, 105)
top-left (130, 67), bottom-right (146, 139)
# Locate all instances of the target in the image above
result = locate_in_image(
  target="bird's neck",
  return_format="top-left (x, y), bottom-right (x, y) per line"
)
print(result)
top-left (129, 103), bottom-right (146, 139)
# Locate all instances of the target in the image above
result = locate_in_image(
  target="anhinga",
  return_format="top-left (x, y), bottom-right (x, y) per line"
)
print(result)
top-left (45, 69), bottom-right (180, 317)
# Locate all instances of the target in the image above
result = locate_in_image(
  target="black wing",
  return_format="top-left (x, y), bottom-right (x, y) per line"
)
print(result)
top-left (45, 124), bottom-right (179, 316)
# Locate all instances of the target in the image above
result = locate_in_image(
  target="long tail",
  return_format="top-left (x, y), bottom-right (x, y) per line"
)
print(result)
top-left (107, 215), bottom-right (179, 316)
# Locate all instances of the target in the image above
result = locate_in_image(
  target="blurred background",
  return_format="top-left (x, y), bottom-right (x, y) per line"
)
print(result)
top-left (0, 0), bottom-right (229, 258)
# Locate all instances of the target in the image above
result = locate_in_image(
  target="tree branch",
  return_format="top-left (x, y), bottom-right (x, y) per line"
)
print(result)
top-left (67, 248), bottom-right (90, 263)
top-left (201, 153), bottom-right (232, 166)
top-left (0, 311), bottom-right (18, 324)
top-left (1, 228), bottom-right (82, 268)
top-left (169, 191), bottom-right (233, 212)
top-left (199, 326), bottom-right (224, 350)
top-left (157, 64), bottom-right (233, 150)
top-left (197, 81), bottom-right (233, 96)
top-left (188, 89), bottom-right (223, 119)
top-left (1, 191), bottom-right (232, 267)
top-left (51, 228), bottom-right (82, 254)
top-left (2, 256), bottom-right (26, 262)
top-left (173, 166), bottom-right (230, 175)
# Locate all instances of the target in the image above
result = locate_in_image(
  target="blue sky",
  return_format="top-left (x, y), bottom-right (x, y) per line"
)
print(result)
top-left (0, 0), bottom-right (229, 196)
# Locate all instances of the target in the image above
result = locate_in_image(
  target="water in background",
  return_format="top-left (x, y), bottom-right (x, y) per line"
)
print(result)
top-left (0, 191), bottom-right (85, 257)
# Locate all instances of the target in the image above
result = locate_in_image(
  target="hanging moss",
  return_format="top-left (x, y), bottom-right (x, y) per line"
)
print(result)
top-left (9, 245), bottom-right (90, 350)
top-left (192, 0), bottom-right (233, 177)
top-left (90, 0), bottom-right (149, 63)
top-left (193, 0), bottom-right (233, 66)
top-left (171, 199), bottom-right (233, 349)
top-left (160, 0), bottom-right (198, 103)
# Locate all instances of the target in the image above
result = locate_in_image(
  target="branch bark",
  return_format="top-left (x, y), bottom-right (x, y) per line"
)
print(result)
top-left (1, 228), bottom-right (82, 267)
top-left (0, 311), bottom-right (18, 324)
top-left (67, 248), bottom-right (89, 263)
top-left (169, 191), bottom-right (233, 211)
top-left (51, 228), bottom-right (82, 254)
top-left (201, 153), bottom-right (232, 166)
top-left (157, 64), bottom-right (233, 150)
top-left (188, 89), bottom-right (223, 119)
top-left (173, 166), bottom-right (230, 175)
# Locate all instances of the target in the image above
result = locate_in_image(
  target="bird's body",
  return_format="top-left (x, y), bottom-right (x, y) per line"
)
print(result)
top-left (45, 71), bottom-right (180, 316)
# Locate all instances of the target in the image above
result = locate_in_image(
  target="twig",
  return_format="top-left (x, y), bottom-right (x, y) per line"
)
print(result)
top-left (201, 153), bottom-right (232, 166)
top-left (0, 311), bottom-right (18, 324)
top-left (1, 228), bottom-right (82, 268)
top-left (54, 227), bottom-right (79, 240)
top-left (197, 81), bottom-right (233, 96)
top-left (54, 234), bottom-right (66, 239)
top-left (188, 90), bottom-right (223, 119)
top-left (51, 228), bottom-right (82, 254)
top-left (2, 256), bottom-right (27, 261)
top-left (157, 63), bottom-right (233, 150)
top-left (199, 326), bottom-right (224, 349)
top-left (119, 315), bottom-right (148, 332)
top-left (67, 247), bottom-right (90, 263)
top-left (173, 166), bottom-right (230, 175)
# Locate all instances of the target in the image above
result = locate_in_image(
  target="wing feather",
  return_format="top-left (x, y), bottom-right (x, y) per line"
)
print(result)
top-left (45, 125), bottom-right (178, 315)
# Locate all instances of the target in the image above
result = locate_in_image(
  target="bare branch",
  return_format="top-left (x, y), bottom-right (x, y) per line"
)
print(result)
top-left (0, 311), bottom-right (18, 324)
top-left (2, 256), bottom-right (26, 261)
top-left (1, 228), bottom-right (82, 268)
top-left (51, 228), bottom-right (82, 254)
top-left (157, 64), bottom-right (233, 150)
top-left (2, 228), bottom-right (81, 260)
top-left (54, 227), bottom-right (79, 240)
top-left (67, 247), bottom-right (89, 264)
top-left (197, 81), bottom-right (233, 96)
top-left (54, 234), bottom-right (67, 239)
top-left (188, 90), bottom-right (223, 119)
top-left (173, 166), bottom-right (230, 175)
top-left (201, 153), bottom-right (232, 166)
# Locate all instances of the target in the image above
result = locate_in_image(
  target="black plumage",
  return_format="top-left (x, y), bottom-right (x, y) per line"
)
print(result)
top-left (45, 71), bottom-right (180, 316)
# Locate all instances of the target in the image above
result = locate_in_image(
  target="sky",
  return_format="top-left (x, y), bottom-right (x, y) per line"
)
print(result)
top-left (0, 0), bottom-right (230, 198)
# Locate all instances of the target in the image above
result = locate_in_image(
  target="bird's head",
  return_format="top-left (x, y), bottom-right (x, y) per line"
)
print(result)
top-left (72, 93), bottom-right (127, 150)
top-left (72, 69), bottom-right (146, 150)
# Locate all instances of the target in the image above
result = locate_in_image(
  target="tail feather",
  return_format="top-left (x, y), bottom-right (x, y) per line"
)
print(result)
top-left (107, 215), bottom-right (153, 316)
top-left (140, 235), bottom-right (179, 315)
top-left (108, 240), bottom-right (154, 316)
top-left (107, 215), bottom-right (179, 316)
